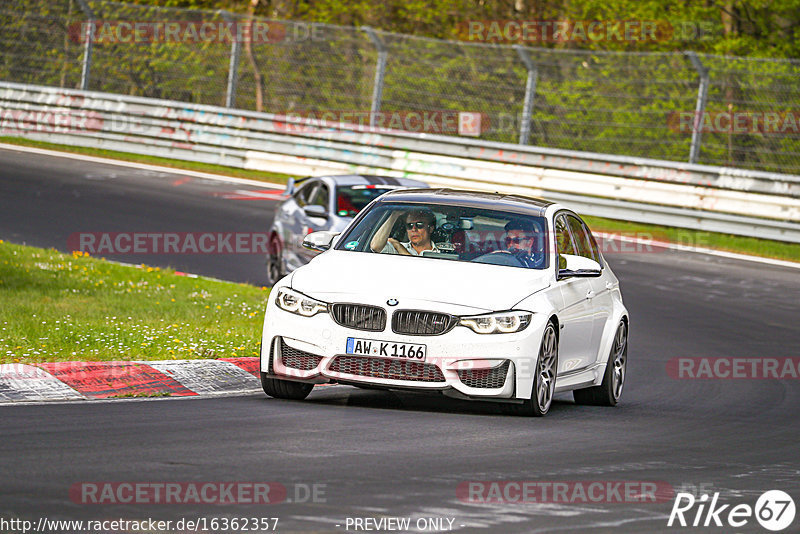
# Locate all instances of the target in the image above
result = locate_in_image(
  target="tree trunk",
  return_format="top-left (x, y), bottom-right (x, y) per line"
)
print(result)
top-left (720, 1), bottom-right (742, 165)
top-left (245, 0), bottom-right (264, 112)
top-left (61, 0), bottom-right (74, 88)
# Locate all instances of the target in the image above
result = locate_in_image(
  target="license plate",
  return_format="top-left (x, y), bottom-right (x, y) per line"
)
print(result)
top-left (346, 338), bottom-right (426, 361)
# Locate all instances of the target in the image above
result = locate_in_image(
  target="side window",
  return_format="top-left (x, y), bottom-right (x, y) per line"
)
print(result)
top-left (566, 215), bottom-right (598, 262)
top-left (293, 182), bottom-right (316, 207)
top-left (308, 184), bottom-right (329, 209)
top-left (585, 224), bottom-right (601, 263)
top-left (555, 215), bottom-right (576, 256)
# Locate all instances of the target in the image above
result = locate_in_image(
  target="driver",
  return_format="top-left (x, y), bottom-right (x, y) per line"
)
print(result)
top-left (370, 208), bottom-right (440, 256)
top-left (502, 219), bottom-right (541, 268)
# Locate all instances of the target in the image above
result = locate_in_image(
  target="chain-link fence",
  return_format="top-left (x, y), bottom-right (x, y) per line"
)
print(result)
top-left (2, 0), bottom-right (800, 174)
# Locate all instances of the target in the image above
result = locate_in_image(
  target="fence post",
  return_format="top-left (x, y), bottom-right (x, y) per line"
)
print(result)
top-left (686, 51), bottom-right (710, 164)
top-left (75, 0), bottom-right (95, 90)
top-left (363, 27), bottom-right (387, 127)
top-left (515, 45), bottom-right (538, 145)
top-left (221, 11), bottom-right (241, 108)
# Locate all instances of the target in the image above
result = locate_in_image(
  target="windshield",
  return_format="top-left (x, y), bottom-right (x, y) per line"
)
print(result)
top-left (335, 186), bottom-right (398, 217)
top-left (335, 202), bottom-right (549, 269)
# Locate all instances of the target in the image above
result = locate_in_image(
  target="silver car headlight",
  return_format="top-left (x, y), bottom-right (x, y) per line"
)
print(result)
top-left (275, 287), bottom-right (328, 317)
top-left (460, 311), bottom-right (532, 334)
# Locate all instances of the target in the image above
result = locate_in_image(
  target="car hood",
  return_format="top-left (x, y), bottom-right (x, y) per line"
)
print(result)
top-left (291, 250), bottom-right (552, 313)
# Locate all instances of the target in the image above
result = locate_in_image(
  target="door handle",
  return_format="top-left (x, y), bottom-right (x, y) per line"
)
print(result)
top-left (586, 289), bottom-right (596, 299)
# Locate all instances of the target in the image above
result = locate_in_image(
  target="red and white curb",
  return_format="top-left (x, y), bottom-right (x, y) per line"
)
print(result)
top-left (0, 358), bottom-right (262, 403)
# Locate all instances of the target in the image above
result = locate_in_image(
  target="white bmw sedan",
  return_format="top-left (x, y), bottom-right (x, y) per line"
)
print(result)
top-left (260, 189), bottom-right (629, 416)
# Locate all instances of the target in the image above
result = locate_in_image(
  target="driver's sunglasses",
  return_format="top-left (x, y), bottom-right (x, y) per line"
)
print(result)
top-left (405, 221), bottom-right (428, 230)
top-left (506, 236), bottom-right (533, 245)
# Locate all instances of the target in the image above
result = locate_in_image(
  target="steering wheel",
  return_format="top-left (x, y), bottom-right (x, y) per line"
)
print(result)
top-left (486, 249), bottom-right (543, 268)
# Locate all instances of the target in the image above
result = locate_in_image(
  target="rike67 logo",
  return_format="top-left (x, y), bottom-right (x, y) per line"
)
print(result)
top-left (668, 490), bottom-right (796, 531)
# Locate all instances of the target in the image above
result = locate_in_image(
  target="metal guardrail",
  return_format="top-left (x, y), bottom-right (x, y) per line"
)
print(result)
top-left (6, 0), bottom-right (800, 175)
top-left (2, 80), bottom-right (800, 243)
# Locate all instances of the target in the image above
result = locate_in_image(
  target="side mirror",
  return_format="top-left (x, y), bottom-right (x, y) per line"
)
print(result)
top-left (303, 204), bottom-right (328, 220)
top-left (558, 254), bottom-right (602, 280)
top-left (302, 231), bottom-right (339, 252)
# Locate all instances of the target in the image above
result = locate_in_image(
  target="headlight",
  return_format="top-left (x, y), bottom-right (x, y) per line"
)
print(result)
top-left (275, 287), bottom-right (328, 317)
top-left (460, 311), bottom-right (532, 334)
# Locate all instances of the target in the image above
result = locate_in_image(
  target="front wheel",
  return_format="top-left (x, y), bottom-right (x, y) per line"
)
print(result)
top-left (573, 320), bottom-right (627, 406)
top-left (261, 372), bottom-right (314, 400)
top-left (502, 322), bottom-right (558, 417)
top-left (266, 236), bottom-right (283, 286)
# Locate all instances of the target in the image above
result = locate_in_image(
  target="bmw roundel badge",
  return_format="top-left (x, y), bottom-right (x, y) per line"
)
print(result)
top-left (387, 298), bottom-right (399, 306)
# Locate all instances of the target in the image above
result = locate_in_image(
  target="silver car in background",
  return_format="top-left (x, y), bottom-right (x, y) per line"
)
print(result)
top-left (266, 174), bottom-right (428, 284)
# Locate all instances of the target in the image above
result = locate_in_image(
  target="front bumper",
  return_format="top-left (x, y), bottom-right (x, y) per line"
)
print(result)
top-left (260, 297), bottom-right (549, 401)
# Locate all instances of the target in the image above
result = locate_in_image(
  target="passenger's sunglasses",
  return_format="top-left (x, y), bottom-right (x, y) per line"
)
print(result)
top-left (405, 221), bottom-right (429, 230)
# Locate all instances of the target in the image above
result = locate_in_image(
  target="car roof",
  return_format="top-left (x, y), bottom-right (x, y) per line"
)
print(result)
top-left (374, 188), bottom-right (556, 216)
top-left (303, 174), bottom-right (428, 188)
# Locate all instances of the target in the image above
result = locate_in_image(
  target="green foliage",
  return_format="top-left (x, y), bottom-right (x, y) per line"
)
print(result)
top-left (0, 241), bottom-right (269, 363)
top-left (1, 0), bottom-right (799, 173)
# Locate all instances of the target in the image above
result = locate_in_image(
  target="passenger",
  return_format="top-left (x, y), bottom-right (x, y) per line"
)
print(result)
top-left (370, 208), bottom-right (440, 256)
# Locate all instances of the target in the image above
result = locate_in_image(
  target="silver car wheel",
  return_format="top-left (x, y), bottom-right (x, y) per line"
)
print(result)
top-left (536, 323), bottom-right (558, 413)
top-left (267, 236), bottom-right (283, 285)
top-left (611, 321), bottom-right (627, 401)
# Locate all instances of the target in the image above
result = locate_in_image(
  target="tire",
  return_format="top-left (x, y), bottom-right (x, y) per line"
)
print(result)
top-left (501, 322), bottom-right (558, 417)
top-left (266, 236), bottom-right (283, 286)
top-left (261, 372), bottom-right (314, 400)
top-left (573, 320), bottom-right (627, 406)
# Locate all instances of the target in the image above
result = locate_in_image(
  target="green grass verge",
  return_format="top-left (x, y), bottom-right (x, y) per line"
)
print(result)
top-left (0, 240), bottom-right (268, 364)
top-left (1, 135), bottom-right (797, 263)
top-left (0, 136), bottom-right (293, 185)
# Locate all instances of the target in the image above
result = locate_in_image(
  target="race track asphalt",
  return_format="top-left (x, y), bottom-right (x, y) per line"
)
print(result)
top-left (1, 147), bottom-right (798, 533)
top-left (0, 147), bottom-right (277, 285)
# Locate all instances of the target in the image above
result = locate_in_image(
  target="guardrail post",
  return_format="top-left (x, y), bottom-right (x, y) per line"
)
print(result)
top-left (221, 11), bottom-right (242, 108)
top-left (515, 45), bottom-right (538, 146)
top-left (75, 0), bottom-right (95, 90)
top-left (363, 27), bottom-right (387, 128)
top-left (686, 51), bottom-right (710, 164)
